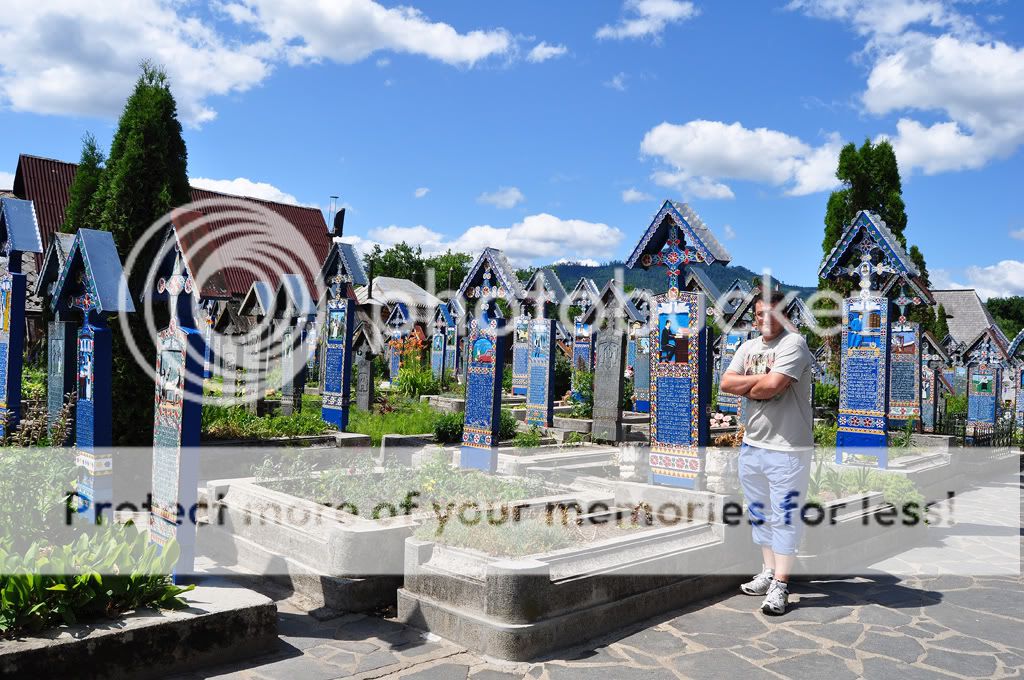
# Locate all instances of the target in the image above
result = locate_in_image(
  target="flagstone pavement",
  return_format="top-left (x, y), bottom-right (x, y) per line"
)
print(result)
top-left (173, 471), bottom-right (1023, 680)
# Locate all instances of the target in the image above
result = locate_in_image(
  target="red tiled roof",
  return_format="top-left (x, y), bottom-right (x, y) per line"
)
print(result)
top-left (13, 154), bottom-right (330, 297)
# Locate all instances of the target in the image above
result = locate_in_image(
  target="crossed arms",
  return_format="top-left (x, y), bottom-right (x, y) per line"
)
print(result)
top-left (720, 370), bottom-right (793, 401)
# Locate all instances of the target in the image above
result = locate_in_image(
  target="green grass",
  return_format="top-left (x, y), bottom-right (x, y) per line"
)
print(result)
top-left (346, 399), bottom-right (442, 446)
top-left (201, 404), bottom-right (331, 440)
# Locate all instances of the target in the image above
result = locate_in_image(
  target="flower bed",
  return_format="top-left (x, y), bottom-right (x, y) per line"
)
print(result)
top-left (200, 454), bottom-right (590, 613)
top-left (397, 478), bottom-right (740, 661)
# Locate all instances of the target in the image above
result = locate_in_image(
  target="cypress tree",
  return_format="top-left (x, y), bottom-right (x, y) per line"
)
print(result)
top-left (934, 304), bottom-right (951, 342)
top-left (87, 62), bottom-right (190, 445)
top-left (62, 132), bottom-right (105, 233)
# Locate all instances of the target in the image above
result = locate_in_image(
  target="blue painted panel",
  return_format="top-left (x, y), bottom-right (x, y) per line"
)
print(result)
top-left (655, 376), bottom-right (692, 446)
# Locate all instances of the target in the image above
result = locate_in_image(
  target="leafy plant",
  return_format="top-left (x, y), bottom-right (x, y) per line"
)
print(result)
top-left (553, 354), bottom-right (572, 398)
top-left (21, 364), bottom-right (47, 401)
top-left (2, 397), bottom-right (75, 449)
top-left (433, 411), bottom-right (464, 444)
top-left (201, 405), bottom-right (330, 441)
top-left (499, 409), bottom-right (519, 441)
top-left (877, 474), bottom-right (925, 509)
top-left (946, 393), bottom-right (968, 415)
top-left (395, 363), bottom-right (440, 399)
top-left (0, 523), bottom-right (194, 637)
top-left (0, 445), bottom-right (77, 549)
top-left (622, 377), bottom-right (635, 411)
top-left (563, 431), bottom-right (585, 446)
top-left (814, 382), bottom-right (839, 409)
top-left (513, 426), bottom-right (542, 449)
top-left (813, 422), bottom-right (837, 448)
top-left (502, 366), bottom-right (513, 392)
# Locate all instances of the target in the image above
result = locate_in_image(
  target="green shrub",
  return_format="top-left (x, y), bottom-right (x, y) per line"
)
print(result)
top-left (814, 382), bottom-right (839, 409)
top-left (622, 377), bottom-right (635, 411)
top-left (946, 393), bottom-right (968, 415)
top-left (813, 422), bottom-right (837, 448)
top-left (876, 474), bottom-right (925, 509)
top-left (513, 426), bottom-right (542, 448)
top-left (0, 446), bottom-right (76, 549)
top-left (433, 411), bottom-right (464, 444)
top-left (711, 383), bottom-right (719, 412)
top-left (396, 364), bottom-right (440, 399)
top-left (553, 354), bottom-right (572, 398)
top-left (21, 365), bottom-right (46, 401)
top-left (0, 523), bottom-right (193, 637)
top-left (501, 366), bottom-right (513, 392)
top-left (563, 431), bottom-right (585, 446)
top-left (499, 409), bottom-right (519, 441)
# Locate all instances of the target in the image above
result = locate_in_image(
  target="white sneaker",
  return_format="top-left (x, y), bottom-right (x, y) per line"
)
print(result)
top-left (740, 567), bottom-right (774, 596)
top-left (760, 579), bottom-right (789, 616)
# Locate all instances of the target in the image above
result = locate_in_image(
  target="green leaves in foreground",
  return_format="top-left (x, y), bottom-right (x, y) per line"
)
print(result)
top-left (0, 522), bottom-right (193, 637)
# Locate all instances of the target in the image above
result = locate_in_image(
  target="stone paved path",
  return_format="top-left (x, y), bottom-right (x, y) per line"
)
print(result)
top-left (173, 472), bottom-right (1023, 680)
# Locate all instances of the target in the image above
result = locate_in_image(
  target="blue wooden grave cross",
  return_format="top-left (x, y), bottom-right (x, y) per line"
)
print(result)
top-left (892, 284), bottom-right (922, 324)
top-left (640, 224), bottom-right (704, 294)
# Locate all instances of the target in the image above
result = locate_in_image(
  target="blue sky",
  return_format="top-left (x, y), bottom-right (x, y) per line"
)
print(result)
top-left (1, 0), bottom-right (1022, 295)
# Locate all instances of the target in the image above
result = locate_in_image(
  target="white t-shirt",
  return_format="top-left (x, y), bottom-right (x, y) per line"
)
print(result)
top-left (726, 330), bottom-right (814, 451)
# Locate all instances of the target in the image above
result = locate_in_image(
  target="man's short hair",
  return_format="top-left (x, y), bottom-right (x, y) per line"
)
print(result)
top-left (755, 289), bottom-right (787, 309)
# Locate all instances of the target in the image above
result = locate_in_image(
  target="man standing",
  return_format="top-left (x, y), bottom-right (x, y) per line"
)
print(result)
top-left (720, 290), bottom-right (814, 615)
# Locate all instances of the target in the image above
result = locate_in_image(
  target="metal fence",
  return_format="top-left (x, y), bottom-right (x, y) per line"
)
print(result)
top-left (935, 412), bottom-right (1017, 448)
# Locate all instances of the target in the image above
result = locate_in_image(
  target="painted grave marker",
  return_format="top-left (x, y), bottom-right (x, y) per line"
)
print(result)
top-left (149, 255), bottom-right (203, 576)
top-left (525, 318), bottom-right (556, 428)
top-left (511, 315), bottom-right (530, 396)
top-left (626, 201), bottom-right (731, 488)
top-left (0, 198), bottom-right (43, 436)
top-left (50, 230), bottom-right (133, 523)
top-left (717, 331), bottom-right (749, 414)
top-left (461, 314), bottom-right (505, 472)
top-left (355, 344), bottom-right (374, 412)
top-left (888, 322), bottom-right (921, 428)
top-left (967, 365), bottom-right (1000, 429)
top-left (592, 329), bottom-right (627, 443)
top-left (322, 292), bottom-right (354, 428)
top-left (455, 248), bottom-right (524, 470)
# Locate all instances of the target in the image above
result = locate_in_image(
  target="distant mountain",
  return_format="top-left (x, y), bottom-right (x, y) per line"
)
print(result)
top-left (547, 260), bottom-right (818, 298)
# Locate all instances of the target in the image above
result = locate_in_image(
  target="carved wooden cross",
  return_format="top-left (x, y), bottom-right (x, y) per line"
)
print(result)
top-left (158, 251), bottom-right (192, 329)
top-left (970, 338), bottom-right (1001, 368)
top-left (641, 224), bottom-right (703, 293)
top-left (892, 284), bottom-right (922, 323)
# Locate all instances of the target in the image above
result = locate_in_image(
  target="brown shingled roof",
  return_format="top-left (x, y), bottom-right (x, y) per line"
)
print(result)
top-left (13, 153), bottom-right (330, 298)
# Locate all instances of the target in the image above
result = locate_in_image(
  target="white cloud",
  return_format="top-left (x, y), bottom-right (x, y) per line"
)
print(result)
top-left (621, 187), bottom-right (654, 203)
top-left (348, 213), bottom-right (623, 266)
top-left (0, 171), bottom-right (14, 189)
top-left (596, 0), bottom-right (699, 40)
top-left (376, 57), bottom-right (390, 67)
top-left (722, 224), bottom-right (736, 240)
top-left (641, 120), bottom-right (843, 198)
top-left (787, 0), bottom-right (982, 47)
top-left (554, 257), bottom-right (600, 267)
top-left (604, 72), bottom-right (628, 91)
top-left (477, 186), bottom-right (525, 209)
top-left (190, 176), bottom-right (306, 205)
top-left (0, 0), bottom-right (515, 126)
top-left (866, 35), bottom-right (1024, 174)
top-left (527, 42), bottom-right (567, 63)
top-left (936, 261), bottom-right (1024, 300)
top-left (451, 214), bottom-right (623, 265)
top-left (1011, 229), bottom-right (1024, 240)
top-left (231, 0), bottom-right (512, 67)
top-left (791, 1), bottom-right (1024, 176)
top-left (0, 0), bottom-right (271, 126)
top-left (414, 187), bottom-right (430, 198)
